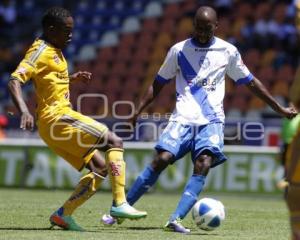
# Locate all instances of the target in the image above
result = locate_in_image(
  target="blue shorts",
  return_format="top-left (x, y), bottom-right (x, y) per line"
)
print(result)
top-left (155, 121), bottom-right (227, 168)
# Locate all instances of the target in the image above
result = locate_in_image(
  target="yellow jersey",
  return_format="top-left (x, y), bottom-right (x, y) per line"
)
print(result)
top-left (11, 39), bottom-right (109, 171)
top-left (11, 38), bottom-right (71, 122)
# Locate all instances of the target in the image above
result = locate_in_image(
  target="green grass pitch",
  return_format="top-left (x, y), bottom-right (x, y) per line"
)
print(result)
top-left (0, 189), bottom-right (290, 240)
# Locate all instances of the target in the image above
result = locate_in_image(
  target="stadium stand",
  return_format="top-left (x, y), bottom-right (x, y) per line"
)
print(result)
top-left (0, 0), bottom-right (298, 141)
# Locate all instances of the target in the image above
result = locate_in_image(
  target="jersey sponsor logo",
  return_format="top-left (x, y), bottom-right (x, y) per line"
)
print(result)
top-left (195, 48), bottom-right (214, 52)
top-left (53, 54), bottom-right (60, 64)
top-left (110, 162), bottom-right (121, 176)
top-left (192, 76), bottom-right (217, 92)
top-left (202, 78), bottom-right (216, 92)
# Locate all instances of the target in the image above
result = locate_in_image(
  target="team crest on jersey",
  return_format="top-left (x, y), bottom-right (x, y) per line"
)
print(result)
top-left (53, 54), bottom-right (60, 64)
top-left (16, 66), bottom-right (27, 75)
top-left (199, 56), bottom-right (210, 69)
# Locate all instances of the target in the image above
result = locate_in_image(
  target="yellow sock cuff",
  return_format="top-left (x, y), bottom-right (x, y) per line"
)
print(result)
top-left (105, 148), bottom-right (124, 158)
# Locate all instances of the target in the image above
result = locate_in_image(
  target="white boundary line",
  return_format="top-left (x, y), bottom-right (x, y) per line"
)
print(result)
top-left (0, 138), bottom-right (280, 153)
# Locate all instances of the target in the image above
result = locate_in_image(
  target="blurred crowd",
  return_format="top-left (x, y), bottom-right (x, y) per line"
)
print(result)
top-left (0, 0), bottom-right (299, 137)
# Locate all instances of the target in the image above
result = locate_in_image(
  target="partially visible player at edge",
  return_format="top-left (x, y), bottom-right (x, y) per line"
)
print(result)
top-left (102, 6), bottom-right (297, 233)
top-left (285, 71), bottom-right (300, 240)
top-left (7, 7), bottom-right (146, 231)
top-left (285, 1), bottom-right (300, 239)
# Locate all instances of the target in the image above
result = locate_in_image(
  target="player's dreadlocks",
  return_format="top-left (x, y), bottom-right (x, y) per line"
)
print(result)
top-left (42, 6), bottom-right (71, 29)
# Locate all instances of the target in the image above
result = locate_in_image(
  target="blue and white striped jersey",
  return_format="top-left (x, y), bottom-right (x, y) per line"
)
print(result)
top-left (155, 37), bottom-right (253, 125)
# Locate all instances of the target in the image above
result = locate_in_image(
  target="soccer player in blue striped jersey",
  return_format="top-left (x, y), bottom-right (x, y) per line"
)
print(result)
top-left (102, 6), bottom-right (297, 233)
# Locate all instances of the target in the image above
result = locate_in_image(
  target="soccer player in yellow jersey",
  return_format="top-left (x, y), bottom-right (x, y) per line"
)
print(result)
top-left (284, 2), bottom-right (300, 239)
top-left (8, 7), bottom-right (146, 231)
top-left (286, 113), bottom-right (300, 240)
top-left (286, 61), bottom-right (300, 240)
top-left (286, 71), bottom-right (300, 240)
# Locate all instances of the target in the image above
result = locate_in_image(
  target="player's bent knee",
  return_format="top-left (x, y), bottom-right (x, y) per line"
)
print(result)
top-left (152, 151), bottom-right (173, 172)
top-left (88, 152), bottom-right (108, 177)
top-left (194, 155), bottom-right (213, 175)
top-left (87, 162), bottom-right (108, 177)
top-left (94, 168), bottom-right (108, 178)
top-left (113, 136), bottom-right (123, 148)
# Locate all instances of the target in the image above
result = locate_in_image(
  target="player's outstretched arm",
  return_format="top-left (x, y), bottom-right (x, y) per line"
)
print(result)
top-left (246, 77), bottom-right (297, 119)
top-left (7, 79), bottom-right (34, 130)
top-left (131, 80), bottom-right (166, 126)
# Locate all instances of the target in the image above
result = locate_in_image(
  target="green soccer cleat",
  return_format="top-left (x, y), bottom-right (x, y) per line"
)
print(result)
top-left (50, 210), bottom-right (85, 231)
top-left (110, 202), bottom-right (147, 220)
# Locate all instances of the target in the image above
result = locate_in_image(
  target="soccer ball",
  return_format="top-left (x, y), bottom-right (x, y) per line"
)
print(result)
top-left (192, 197), bottom-right (225, 231)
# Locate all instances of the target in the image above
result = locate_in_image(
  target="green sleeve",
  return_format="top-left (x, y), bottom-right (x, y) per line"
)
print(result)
top-left (282, 114), bottom-right (300, 144)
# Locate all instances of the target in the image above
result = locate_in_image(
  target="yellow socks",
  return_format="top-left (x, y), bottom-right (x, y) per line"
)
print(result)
top-left (62, 172), bottom-right (104, 216)
top-left (105, 148), bottom-right (126, 205)
top-left (61, 148), bottom-right (126, 215)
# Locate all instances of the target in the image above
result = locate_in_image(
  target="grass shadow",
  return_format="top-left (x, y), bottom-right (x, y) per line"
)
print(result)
top-left (0, 227), bottom-right (56, 231)
top-left (122, 226), bottom-right (162, 230)
top-left (0, 227), bottom-right (107, 233)
top-left (188, 232), bottom-right (219, 236)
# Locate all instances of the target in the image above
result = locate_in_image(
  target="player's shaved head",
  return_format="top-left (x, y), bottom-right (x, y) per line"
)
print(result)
top-left (193, 6), bottom-right (218, 44)
top-left (195, 6), bottom-right (217, 24)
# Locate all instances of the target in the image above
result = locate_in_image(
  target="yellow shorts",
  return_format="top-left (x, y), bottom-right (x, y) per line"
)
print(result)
top-left (38, 108), bottom-right (108, 171)
top-left (286, 131), bottom-right (300, 185)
